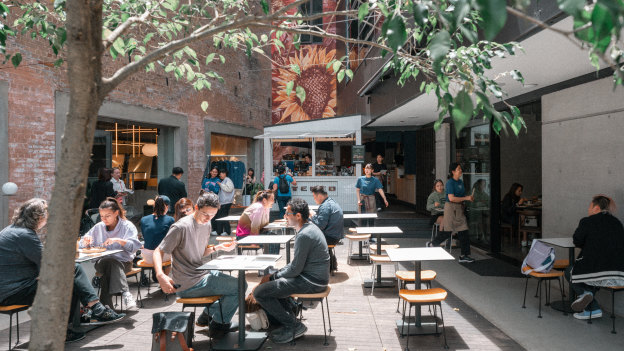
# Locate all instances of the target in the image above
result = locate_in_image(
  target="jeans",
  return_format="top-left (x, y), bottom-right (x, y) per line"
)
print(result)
top-left (565, 266), bottom-right (600, 311)
top-left (277, 196), bottom-right (291, 218)
top-left (254, 276), bottom-right (326, 328)
top-left (432, 230), bottom-right (471, 256)
top-left (215, 203), bottom-right (232, 234)
top-left (177, 271), bottom-right (243, 324)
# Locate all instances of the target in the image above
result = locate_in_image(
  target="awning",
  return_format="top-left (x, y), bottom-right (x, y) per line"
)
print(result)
top-left (254, 131), bottom-right (354, 139)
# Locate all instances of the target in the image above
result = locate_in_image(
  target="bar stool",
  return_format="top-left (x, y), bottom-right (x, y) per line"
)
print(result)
top-left (395, 270), bottom-right (437, 313)
top-left (0, 305), bottom-right (28, 350)
top-left (291, 285), bottom-right (332, 346)
top-left (522, 265), bottom-right (565, 318)
top-left (400, 288), bottom-right (449, 350)
top-left (370, 255), bottom-right (398, 295)
top-left (345, 230), bottom-right (371, 264)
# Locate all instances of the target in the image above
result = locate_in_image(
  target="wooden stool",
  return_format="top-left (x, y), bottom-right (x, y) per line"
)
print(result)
top-left (369, 255), bottom-right (397, 295)
top-left (345, 233), bottom-right (371, 263)
top-left (136, 259), bottom-right (172, 296)
top-left (368, 243), bottom-right (400, 253)
top-left (400, 288), bottom-right (448, 349)
top-left (395, 270), bottom-right (437, 313)
top-left (291, 285), bottom-right (332, 346)
top-left (0, 305), bottom-right (28, 350)
top-left (327, 244), bottom-right (337, 276)
top-left (238, 244), bottom-right (261, 255)
top-left (522, 266), bottom-right (565, 318)
top-left (605, 286), bottom-right (624, 333)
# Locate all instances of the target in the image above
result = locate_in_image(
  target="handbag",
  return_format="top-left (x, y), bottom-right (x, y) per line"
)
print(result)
top-left (521, 239), bottom-right (555, 274)
top-left (151, 312), bottom-right (195, 351)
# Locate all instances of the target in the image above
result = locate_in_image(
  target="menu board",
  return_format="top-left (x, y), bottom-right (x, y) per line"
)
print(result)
top-left (352, 145), bottom-right (365, 164)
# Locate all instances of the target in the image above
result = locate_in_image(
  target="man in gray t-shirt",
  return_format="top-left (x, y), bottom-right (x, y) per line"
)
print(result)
top-left (153, 192), bottom-right (240, 337)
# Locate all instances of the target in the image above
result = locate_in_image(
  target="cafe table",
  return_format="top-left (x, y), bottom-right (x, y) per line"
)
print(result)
top-left (237, 234), bottom-right (295, 263)
top-left (216, 215), bottom-right (242, 222)
top-left (386, 247), bottom-right (454, 335)
top-left (197, 255), bottom-right (281, 350)
top-left (539, 237), bottom-right (575, 313)
top-left (356, 226), bottom-right (403, 288)
top-left (344, 213), bottom-right (378, 261)
top-left (309, 204), bottom-right (320, 210)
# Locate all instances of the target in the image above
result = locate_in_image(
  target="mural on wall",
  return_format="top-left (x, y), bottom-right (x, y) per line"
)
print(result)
top-left (271, 0), bottom-right (338, 125)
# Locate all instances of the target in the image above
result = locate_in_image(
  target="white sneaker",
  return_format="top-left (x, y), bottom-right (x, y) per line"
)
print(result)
top-left (122, 292), bottom-right (137, 309)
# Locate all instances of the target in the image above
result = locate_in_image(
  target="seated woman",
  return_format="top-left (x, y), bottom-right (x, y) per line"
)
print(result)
top-left (501, 183), bottom-right (528, 246)
top-left (236, 190), bottom-right (274, 239)
top-left (174, 197), bottom-right (194, 222)
top-left (140, 196), bottom-right (175, 274)
top-left (80, 198), bottom-right (142, 309)
top-left (426, 179), bottom-right (445, 230)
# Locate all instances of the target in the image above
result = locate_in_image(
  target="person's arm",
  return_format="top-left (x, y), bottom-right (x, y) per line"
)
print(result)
top-left (374, 179), bottom-right (389, 207)
top-left (18, 233), bottom-right (43, 271)
top-left (221, 178), bottom-right (234, 193)
top-left (290, 175), bottom-right (297, 186)
top-left (356, 188), bottom-right (361, 207)
top-left (426, 193), bottom-right (436, 212)
top-left (153, 247), bottom-right (176, 293)
top-left (573, 217), bottom-right (590, 248)
top-left (447, 182), bottom-right (472, 203)
top-left (180, 181), bottom-right (187, 198)
top-left (103, 223), bottom-right (141, 252)
top-left (272, 178), bottom-right (278, 192)
top-left (275, 234), bottom-right (311, 278)
top-left (309, 204), bottom-right (329, 231)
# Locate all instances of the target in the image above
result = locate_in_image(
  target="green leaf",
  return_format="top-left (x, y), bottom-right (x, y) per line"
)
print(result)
top-left (358, 3), bottom-right (369, 22)
top-left (11, 53), bottom-right (21, 68)
top-left (206, 53), bottom-right (216, 64)
top-left (477, 0), bottom-right (507, 40)
top-left (285, 81), bottom-right (294, 97)
top-left (53, 58), bottom-right (63, 67)
top-left (337, 70), bottom-right (345, 82)
top-left (295, 85), bottom-right (306, 103)
top-left (261, 0), bottom-right (269, 15)
top-left (201, 101), bottom-right (209, 112)
top-left (591, 3), bottom-right (614, 51)
top-left (291, 64), bottom-right (301, 76)
top-left (332, 60), bottom-right (341, 73)
top-left (411, 2), bottom-right (428, 27)
top-left (219, 55), bottom-right (225, 64)
top-left (112, 37), bottom-right (125, 55)
top-left (163, 0), bottom-right (180, 11)
top-left (434, 118), bottom-right (444, 131)
top-left (183, 46), bottom-right (197, 60)
top-left (511, 70), bottom-right (524, 84)
top-left (345, 69), bottom-right (353, 80)
top-left (453, 0), bottom-right (470, 28)
top-left (383, 15), bottom-right (407, 52)
top-left (261, 34), bottom-right (268, 43)
top-left (451, 90), bottom-right (474, 135)
top-left (557, 0), bottom-right (585, 19)
top-left (460, 25), bottom-right (477, 43)
top-left (429, 30), bottom-right (450, 62)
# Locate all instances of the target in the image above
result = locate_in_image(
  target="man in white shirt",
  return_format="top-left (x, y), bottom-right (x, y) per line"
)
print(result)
top-left (111, 167), bottom-right (132, 205)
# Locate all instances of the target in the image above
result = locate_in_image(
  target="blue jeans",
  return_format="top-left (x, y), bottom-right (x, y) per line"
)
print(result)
top-left (177, 271), bottom-right (244, 324)
top-left (277, 196), bottom-right (291, 218)
top-left (253, 276), bottom-right (326, 327)
top-left (565, 266), bottom-right (600, 311)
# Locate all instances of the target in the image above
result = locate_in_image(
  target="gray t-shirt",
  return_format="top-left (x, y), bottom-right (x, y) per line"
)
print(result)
top-left (158, 215), bottom-right (211, 292)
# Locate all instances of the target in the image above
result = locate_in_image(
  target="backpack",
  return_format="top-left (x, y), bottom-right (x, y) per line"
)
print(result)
top-left (521, 239), bottom-right (555, 274)
top-left (278, 175), bottom-right (289, 194)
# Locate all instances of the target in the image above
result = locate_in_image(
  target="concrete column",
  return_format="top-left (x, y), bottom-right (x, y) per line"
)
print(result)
top-left (435, 123), bottom-right (451, 180)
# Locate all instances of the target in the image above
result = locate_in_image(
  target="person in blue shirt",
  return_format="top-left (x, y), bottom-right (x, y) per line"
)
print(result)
top-left (273, 165), bottom-right (297, 218)
top-left (140, 195), bottom-right (175, 277)
top-left (426, 162), bottom-right (475, 263)
top-left (356, 163), bottom-right (389, 214)
top-left (202, 166), bottom-right (221, 194)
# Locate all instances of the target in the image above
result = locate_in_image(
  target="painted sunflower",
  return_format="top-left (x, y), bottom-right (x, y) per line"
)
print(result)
top-left (272, 46), bottom-right (337, 123)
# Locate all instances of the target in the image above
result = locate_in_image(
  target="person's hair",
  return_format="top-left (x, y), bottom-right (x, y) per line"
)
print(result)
top-left (304, 154), bottom-right (311, 159)
top-left (311, 185), bottom-right (327, 196)
top-left (172, 167), bottom-right (184, 175)
top-left (506, 183), bottom-right (523, 201)
top-left (432, 179), bottom-right (444, 192)
top-left (448, 162), bottom-right (461, 179)
top-left (99, 197), bottom-right (126, 220)
top-left (219, 168), bottom-right (228, 176)
top-left (287, 198), bottom-right (310, 221)
top-left (98, 167), bottom-right (112, 181)
top-left (376, 154), bottom-right (383, 158)
top-left (12, 198), bottom-right (47, 231)
top-left (248, 168), bottom-right (255, 178)
top-left (112, 167), bottom-right (120, 173)
top-left (278, 165), bottom-right (286, 174)
top-left (174, 197), bottom-right (194, 222)
top-left (254, 190), bottom-right (274, 203)
top-left (197, 191), bottom-right (220, 209)
top-left (364, 163), bottom-right (373, 170)
top-left (153, 196), bottom-right (167, 217)
top-left (592, 194), bottom-right (616, 214)
top-left (209, 166), bottom-right (220, 177)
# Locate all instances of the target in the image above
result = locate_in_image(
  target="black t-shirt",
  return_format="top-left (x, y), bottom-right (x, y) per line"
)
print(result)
top-left (372, 163), bottom-right (387, 173)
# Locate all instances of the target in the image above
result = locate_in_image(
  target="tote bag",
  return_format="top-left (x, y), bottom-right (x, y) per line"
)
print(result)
top-left (521, 239), bottom-right (555, 275)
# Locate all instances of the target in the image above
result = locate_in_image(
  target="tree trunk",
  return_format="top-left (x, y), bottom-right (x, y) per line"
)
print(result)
top-left (29, 1), bottom-right (104, 349)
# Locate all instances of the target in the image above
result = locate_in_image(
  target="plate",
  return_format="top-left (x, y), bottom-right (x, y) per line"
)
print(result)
top-left (79, 247), bottom-right (106, 254)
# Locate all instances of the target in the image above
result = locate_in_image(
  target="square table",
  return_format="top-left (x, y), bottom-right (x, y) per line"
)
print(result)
top-left (216, 215), bottom-right (242, 222)
top-left (386, 247), bottom-right (454, 335)
top-left (309, 204), bottom-right (320, 210)
top-left (539, 237), bottom-right (575, 313)
top-left (356, 226), bottom-right (403, 288)
top-left (197, 255), bottom-right (281, 350)
top-left (237, 235), bottom-right (295, 263)
top-left (344, 213), bottom-right (378, 260)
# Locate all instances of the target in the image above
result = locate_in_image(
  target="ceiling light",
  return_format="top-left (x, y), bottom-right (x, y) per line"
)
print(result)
top-left (524, 83), bottom-right (539, 88)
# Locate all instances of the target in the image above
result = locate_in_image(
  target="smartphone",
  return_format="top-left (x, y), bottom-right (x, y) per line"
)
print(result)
top-left (172, 283), bottom-right (181, 289)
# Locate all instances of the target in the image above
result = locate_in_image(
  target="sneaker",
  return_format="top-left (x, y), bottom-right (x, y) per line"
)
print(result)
top-left (571, 292), bottom-right (594, 312)
top-left (271, 322), bottom-right (307, 344)
top-left (207, 320), bottom-right (237, 338)
top-left (196, 311), bottom-right (212, 327)
top-left (458, 255), bottom-right (476, 263)
top-left (573, 309), bottom-right (602, 320)
top-left (122, 291), bottom-right (137, 310)
top-left (65, 329), bottom-right (86, 343)
top-left (211, 231), bottom-right (218, 236)
top-left (90, 304), bottom-right (126, 325)
top-left (425, 241), bottom-right (433, 248)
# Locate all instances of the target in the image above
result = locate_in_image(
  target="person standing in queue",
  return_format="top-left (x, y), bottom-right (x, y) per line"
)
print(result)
top-left (273, 165), bottom-right (296, 218)
top-left (426, 162), bottom-right (476, 263)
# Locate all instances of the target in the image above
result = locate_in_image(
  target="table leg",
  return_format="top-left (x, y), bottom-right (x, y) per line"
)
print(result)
top-left (376, 233), bottom-right (382, 284)
top-left (550, 247), bottom-right (575, 314)
top-left (414, 261), bottom-right (422, 327)
top-left (363, 233), bottom-right (395, 288)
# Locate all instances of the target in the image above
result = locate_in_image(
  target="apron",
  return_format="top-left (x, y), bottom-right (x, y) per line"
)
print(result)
top-left (442, 202), bottom-right (469, 232)
top-left (360, 194), bottom-right (377, 214)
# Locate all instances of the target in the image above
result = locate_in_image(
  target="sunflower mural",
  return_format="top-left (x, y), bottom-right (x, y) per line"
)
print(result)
top-left (271, 0), bottom-right (338, 125)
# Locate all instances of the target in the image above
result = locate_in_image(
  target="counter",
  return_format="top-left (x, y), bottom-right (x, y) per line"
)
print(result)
top-left (274, 176), bottom-right (358, 212)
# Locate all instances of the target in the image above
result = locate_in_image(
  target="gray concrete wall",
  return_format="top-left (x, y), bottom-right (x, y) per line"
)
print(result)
top-left (435, 123), bottom-right (451, 181)
top-left (500, 113), bottom-right (542, 199)
top-left (0, 81), bottom-right (8, 228)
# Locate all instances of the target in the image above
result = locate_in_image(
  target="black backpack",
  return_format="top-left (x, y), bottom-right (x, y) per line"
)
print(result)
top-left (278, 175), bottom-right (290, 194)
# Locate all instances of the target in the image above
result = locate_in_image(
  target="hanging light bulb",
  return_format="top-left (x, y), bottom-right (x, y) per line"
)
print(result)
top-left (142, 143), bottom-right (158, 157)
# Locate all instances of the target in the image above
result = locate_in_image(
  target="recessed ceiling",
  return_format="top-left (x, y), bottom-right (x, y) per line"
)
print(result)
top-left (368, 16), bottom-right (603, 127)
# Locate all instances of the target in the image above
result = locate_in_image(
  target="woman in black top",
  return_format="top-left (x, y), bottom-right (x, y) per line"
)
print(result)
top-left (89, 168), bottom-right (116, 209)
top-left (501, 183), bottom-right (527, 245)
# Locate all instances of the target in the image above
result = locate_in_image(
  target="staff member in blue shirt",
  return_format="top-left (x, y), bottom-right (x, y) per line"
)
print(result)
top-left (427, 162), bottom-right (475, 263)
top-left (355, 163), bottom-right (389, 215)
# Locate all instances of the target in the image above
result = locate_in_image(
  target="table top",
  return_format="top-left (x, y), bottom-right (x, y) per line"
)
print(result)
top-left (216, 215), bottom-right (241, 221)
top-left (237, 235), bottom-right (295, 244)
top-left (539, 237), bottom-right (574, 248)
top-left (197, 255), bottom-right (281, 271)
top-left (355, 226), bottom-right (403, 234)
top-left (264, 221), bottom-right (294, 230)
top-left (75, 249), bottom-right (123, 263)
top-left (386, 247), bottom-right (454, 262)
top-left (344, 213), bottom-right (378, 219)
top-left (309, 205), bottom-right (320, 210)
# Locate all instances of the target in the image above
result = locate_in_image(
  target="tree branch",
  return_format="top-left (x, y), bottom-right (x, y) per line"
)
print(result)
top-left (274, 10), bottom-right (359, 23)
top-left (102, 7), bottom-right (152, 51)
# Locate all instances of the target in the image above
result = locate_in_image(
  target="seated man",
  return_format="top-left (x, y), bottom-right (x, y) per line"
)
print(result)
top-left (309, 185), bottom-right (344, 272)
top-left (254, 198), bottom-right (330, 344)
top-left (80, 198), bottom-right (142, 309)
top-left (568, 195), bottom-right (624, 319)
top-left (0, 198), bottom-right (124, 343)
top-left (153, 191), bottom-right (240, 338)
